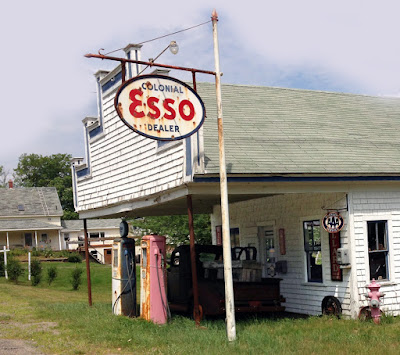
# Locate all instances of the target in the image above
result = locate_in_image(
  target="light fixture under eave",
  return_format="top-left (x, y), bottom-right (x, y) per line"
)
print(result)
top-left (169, 41), bottom-right (179, 55)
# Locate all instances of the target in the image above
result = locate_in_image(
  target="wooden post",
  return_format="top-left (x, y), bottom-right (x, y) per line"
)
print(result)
top-left (187, 195), bottom-right (201, 325)
top-left (83, 219), bottom-right (93, 306)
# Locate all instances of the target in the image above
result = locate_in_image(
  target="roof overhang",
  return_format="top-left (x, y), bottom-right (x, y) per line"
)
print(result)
top-left (77, 174), bottom-right (400, 220)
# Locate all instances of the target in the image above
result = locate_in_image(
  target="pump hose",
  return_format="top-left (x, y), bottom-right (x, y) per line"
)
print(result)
top-left (112, 252), bottom-right (136, 316)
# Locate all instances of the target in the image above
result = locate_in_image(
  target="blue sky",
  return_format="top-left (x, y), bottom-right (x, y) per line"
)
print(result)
top-left (1, 0), bottom-right (400, 174)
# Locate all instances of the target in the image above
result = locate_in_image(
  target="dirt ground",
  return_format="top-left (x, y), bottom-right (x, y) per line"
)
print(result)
top-left (0, 339), bottom-right (44, 354)
top-left (0, 320), bottom-right (58, 354)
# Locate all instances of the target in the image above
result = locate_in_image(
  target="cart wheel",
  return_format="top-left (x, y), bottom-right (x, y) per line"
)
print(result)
top-left (358, 306), bottom-right (383, 322)
top-left (322, 296), bottom-right (342, 317)
top-left (358, 306), bottom-right (371, 321)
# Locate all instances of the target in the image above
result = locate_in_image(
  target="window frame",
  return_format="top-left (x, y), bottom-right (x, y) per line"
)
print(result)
top-left (303, 220), bottom-right (323, 283)
top-left (367, 220), bottom-right (389, 281)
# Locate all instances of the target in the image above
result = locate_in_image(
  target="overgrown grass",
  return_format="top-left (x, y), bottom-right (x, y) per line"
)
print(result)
top-left (1, 262), bottom-right (400, 354)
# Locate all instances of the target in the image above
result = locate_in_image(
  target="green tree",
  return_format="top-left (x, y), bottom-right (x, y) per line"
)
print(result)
top-left (0, 165), bottom-right (9, 187)
top-left (13, 153), bottom-right (78, 219)
top-left (130, 214), bottom-right (211, 246)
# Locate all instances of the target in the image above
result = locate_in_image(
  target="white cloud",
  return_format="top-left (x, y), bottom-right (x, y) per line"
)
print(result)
top-left (1, 0), bottom-right (400, 172)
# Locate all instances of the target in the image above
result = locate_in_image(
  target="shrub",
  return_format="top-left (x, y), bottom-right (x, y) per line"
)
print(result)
top-left (31, 258), bottom-right (42, 286)
top-left (43, 248), bottom-right (54, 258)
top-left (47, 265), bottom-right (58, 285)
top-left (7, 258), bottom-right (24, 284)
top-left (68, 253), bottom-right (82, 263)
top-left (9, 248), bottom-right (28, 257)
top-left (71, 267), bottom-right (83, 290)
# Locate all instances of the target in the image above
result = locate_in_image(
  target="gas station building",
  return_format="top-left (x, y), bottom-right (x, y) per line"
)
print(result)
top-left (72, 45), bottom-right (400, 319)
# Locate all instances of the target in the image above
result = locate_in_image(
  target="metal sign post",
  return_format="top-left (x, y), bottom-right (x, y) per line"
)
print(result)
top-left (212, 9), bottom-right (236, 342)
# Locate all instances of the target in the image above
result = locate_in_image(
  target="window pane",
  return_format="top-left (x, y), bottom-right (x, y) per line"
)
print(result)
top-left (313, 223), bottom-right (321, 248)
top-left (377, 222), bottom-right (387, 250)
top-left (369, 251), bottom-right (387, 280)
top-left (368, 222), bottom-right (377, 250)
top-left (304, 222), bottom-right (313, 250)
top-left (308, 251), bottom-right (323, 282)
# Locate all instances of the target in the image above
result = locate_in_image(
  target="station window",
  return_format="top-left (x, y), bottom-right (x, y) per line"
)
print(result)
top-left (368, 221), bottom-right (389, 280)
top-left (303, 220), bottom-right (323, 283)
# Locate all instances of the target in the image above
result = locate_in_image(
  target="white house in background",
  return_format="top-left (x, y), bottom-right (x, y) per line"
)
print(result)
top-left (72, 44), bottom-right (400, 319)
top-left (62, 218), bottom-right (121, 264)
top-left (0, 182), bottom-right (64, 250)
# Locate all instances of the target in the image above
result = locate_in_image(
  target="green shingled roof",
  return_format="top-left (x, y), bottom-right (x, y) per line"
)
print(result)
top-left (197, 83), bottom-right (400, 175)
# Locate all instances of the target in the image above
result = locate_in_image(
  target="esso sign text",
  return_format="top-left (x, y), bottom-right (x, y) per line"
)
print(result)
top-left (129, 89), bottom-right (195, 121)
top-left (115, 75), bottom-right (205, 141)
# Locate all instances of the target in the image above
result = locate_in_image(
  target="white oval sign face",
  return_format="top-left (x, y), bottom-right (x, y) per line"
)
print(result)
top-left (114, 74), bottom-right (205, 141)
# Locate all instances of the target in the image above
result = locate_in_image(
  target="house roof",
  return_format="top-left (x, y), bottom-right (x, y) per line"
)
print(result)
top-left (197, 83), bottom-right (400, 175)
top-left (0, 187), bottom-right (63, 217)
top-left (61, 219), bottom-right (121, 232)
top-left (0, 219), bottom-right (62, 232)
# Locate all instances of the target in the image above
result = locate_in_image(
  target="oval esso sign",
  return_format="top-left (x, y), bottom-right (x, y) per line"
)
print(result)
top-left (114, 75), bottom-right (205, 141)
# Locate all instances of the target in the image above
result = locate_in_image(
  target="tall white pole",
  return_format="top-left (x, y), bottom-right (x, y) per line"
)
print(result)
top-left (28, 252), bottom-right (31, 281)
top-left (58, 230), bottom-right (62, 250)
top-left (212, 9), bottom-right (236, 342)
top-left (3, 246), bottom-right (8, 280)
top-left (6, 232), bottom-right (9, 249)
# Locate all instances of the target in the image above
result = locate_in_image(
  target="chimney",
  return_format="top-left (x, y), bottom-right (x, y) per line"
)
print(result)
top-left (123, 44), bottom-right (143, 79)
top-left (8, 180), bottom-right (13, 189)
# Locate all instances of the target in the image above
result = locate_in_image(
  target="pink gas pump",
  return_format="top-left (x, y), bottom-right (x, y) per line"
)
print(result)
top-left (140, 235), bottom-right (168, 324)
top-left (365, 279), bottom-right (385, 324)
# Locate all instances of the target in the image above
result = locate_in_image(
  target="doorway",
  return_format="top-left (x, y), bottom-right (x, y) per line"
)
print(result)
top-left (25, 233), bottom-right (33, 247)
top-left (258, 226), bottom-right (275, 278)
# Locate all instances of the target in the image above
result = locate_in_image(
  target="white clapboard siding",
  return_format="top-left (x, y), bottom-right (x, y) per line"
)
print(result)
top-left (213, 192), bottom-right (352, 316)
top-left (75, 84), bottom-right (186, 212)
top-left (351, 191), bottom-right (400, 316)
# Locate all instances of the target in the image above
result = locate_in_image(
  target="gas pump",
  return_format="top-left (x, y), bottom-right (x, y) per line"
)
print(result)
top-left (140, 235), bottom-right (168, 324)
top-left (112, 220), bottom-right (136, 317)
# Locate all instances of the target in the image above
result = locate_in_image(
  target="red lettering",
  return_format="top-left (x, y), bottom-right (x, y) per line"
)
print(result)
top-left (163, 98), bottom-right (176, 120)
top-left (129, 89), bottom-right (145, 118)
top-left (179, 100), bottom-right (195, 121)
top-left (147, 97), bottom-right (160, 119)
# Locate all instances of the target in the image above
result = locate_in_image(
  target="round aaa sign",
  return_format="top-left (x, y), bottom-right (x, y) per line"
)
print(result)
top-left (114, 74), bottom-right (205, 141)
top-left (322, 212), bottom-right (344, 233)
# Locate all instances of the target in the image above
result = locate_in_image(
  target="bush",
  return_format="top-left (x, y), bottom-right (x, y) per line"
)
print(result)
top-left (31, 258), bottom-right (42, 286)
top-left (43, 248), bottom-right (54, 258)
top-left (7, 258), bottom-right (24, 284)
top-left (9, 248), bottom-right (28, 257)
top-left (68, 253), bottom-right (82, 263)
top-left (47, 265), bottom-right (58, 285)
top-left (71, 267), bottom-right (83, 290)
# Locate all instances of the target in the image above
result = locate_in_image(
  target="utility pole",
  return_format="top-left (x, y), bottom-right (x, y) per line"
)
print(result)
top-left (212, 9), bottom-right (237, 342)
